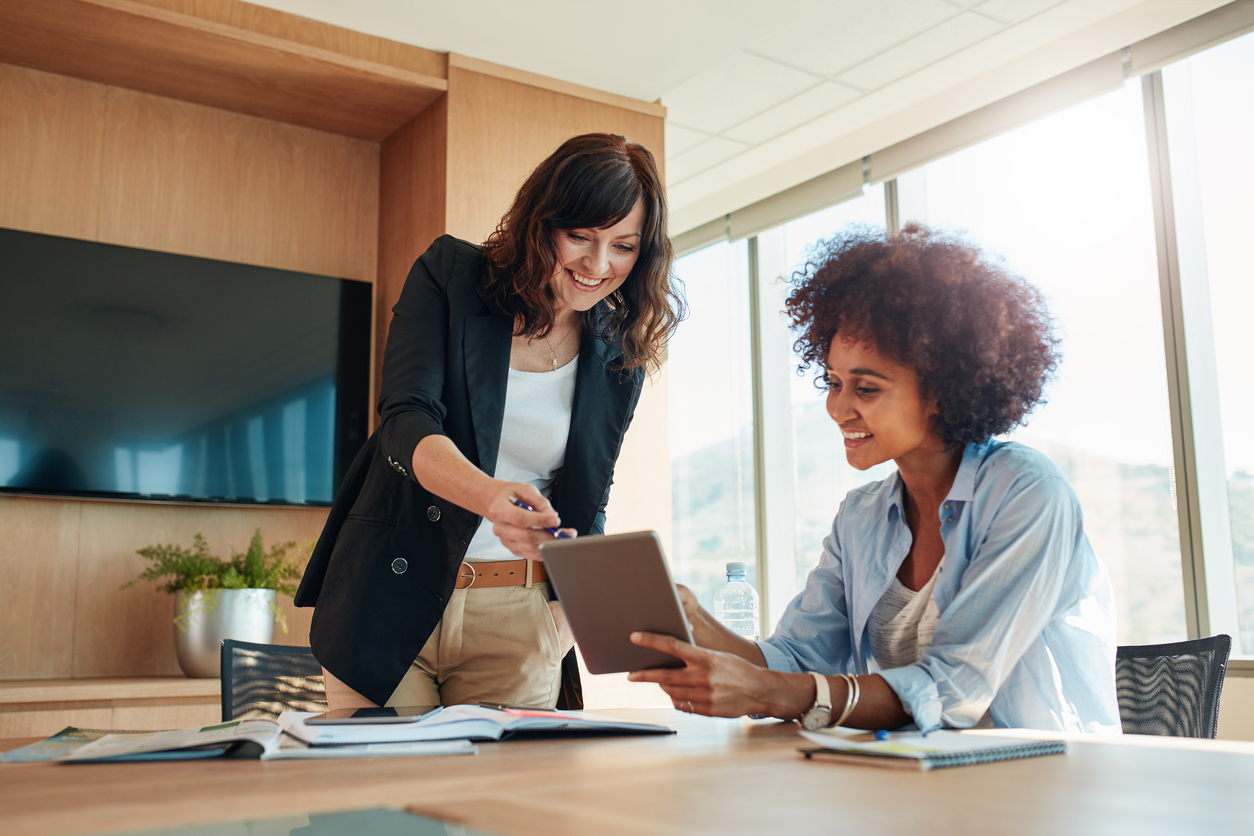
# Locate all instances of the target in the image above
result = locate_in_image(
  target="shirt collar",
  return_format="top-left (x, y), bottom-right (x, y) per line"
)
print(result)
top-left (946, 439), bottom-right (994, 505)
top-left (880, 438), bottom-right (990, 520)
top-left (883, 469), bottom-right (905, 523)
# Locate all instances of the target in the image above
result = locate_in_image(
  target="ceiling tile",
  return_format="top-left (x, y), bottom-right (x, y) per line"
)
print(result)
top-left (723, 81), bottom-right (862, 145)
top-left (747, 0), bottom-right (959, 78)
top-left (975, 0), bottom-right (1066, 25)
top-left (835, 11), bottom-right (1004, 91)
top-left (248, 0), bottom-right (764, 101)
top-left (661, 51), bottom-right (821, 135)
top-left (666, 136), bottom-right (752, 185)
top-left (664, 123), bottom-right (712, 158)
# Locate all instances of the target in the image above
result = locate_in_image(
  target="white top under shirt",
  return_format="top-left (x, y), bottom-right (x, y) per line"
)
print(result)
top-left (867, 560), bottom-right (943, 670)
top-left (868, 559), bottom-right (994, 727)
top-left (463, 356), bottom-right (578, 562)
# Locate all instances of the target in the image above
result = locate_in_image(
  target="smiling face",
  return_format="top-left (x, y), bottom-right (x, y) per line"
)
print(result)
top-left (548, 199), bottom-right (645, 317)
top-left (825, 333), bottom-right (941, 471)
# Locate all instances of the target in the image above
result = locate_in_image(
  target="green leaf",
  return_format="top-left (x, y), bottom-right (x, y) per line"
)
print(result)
top-left (121, 529), bottom-right (313, 602)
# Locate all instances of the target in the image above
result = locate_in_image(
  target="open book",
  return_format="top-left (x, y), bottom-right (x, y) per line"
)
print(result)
top-left (284, 705), bottom-right (675, 746)
top-left (53, 717), bottom-right (475, 763)
top-left (799, 727), bottom-right (1066, 771)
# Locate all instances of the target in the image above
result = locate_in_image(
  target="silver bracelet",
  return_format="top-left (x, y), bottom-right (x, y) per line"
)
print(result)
top-left (833, 673), bottom-right (860, 727)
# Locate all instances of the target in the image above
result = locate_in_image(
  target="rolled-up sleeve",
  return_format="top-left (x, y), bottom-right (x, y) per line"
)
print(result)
top-left (377, 240), bottom-right (456, 476)
top-left (758, 512), bottom-right (855, 676)
top-left (880, 475), bottom-right (1079, 732)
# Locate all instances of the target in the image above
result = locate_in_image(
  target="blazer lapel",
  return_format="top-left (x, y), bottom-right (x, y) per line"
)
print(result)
top-left (464, 314), bottom-right (512, 476)
top-left (560, 332), bottom-right (634, 533)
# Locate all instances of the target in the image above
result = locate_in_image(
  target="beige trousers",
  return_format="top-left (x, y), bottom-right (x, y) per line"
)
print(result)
top-left (323, 581), bottom-right (563, 710)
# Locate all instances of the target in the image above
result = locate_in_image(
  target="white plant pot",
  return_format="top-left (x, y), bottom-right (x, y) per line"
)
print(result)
top-left (173, 589), bottom-right (276, 678)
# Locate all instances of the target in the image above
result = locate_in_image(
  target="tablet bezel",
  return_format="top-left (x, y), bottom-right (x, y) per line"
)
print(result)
top-left (539, 530), bottom-right (694, 674)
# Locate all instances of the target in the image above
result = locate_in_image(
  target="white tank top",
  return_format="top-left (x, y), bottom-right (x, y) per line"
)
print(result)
top-left (868, 559), bottom-right (994, 727)
top-left (868, 560), bottom-right (943, 670)
top-left (462, 356), bottom-right (578, 562)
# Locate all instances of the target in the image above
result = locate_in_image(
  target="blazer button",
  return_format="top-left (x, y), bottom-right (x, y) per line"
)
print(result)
top-left (426, 505), bottom-right (441, 522)
top-left (391, 558), bottom-right (408, 574)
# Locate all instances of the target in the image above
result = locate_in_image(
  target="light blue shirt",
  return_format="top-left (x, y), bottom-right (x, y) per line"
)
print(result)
top-left (758, 439), bottom-right (1121, 734)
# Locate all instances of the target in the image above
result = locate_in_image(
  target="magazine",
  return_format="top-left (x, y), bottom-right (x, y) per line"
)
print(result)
top-left (1, 727), bottom-right (153, 763)
top-left (49, 717), bottom-right (475, 763)
top-left (284, 704), bottom-right (675, 746)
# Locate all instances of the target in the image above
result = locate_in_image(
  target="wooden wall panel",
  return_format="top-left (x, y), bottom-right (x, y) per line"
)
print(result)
top-left (109, 699), bottom-right (219, 730)
top-left (0, 705), bottom-right (113, 738)
top-left (72, 502), bottom-right (327, 678)
top-left (376, 95), bottom-right (449, 407)
top-left (0, 64), bottom-right (106, 242)
top-left (0, 497), bottom-right (82, 679)
top-left (0, 696), bottom-right (219, 737)
top-left (444, 67), bottom-right (666, 244)
top-left (97, 83), bottom-right (379, 280)
top-left (0, 62), bottom-right (379, 282)
top-left (1, 63), bottom-right (370, 681)
top-left (132, 0), bottom-right (447, 80)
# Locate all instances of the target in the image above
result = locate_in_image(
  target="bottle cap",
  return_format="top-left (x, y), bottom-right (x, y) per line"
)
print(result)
top-left (726, 561), bottom-right (748, 575)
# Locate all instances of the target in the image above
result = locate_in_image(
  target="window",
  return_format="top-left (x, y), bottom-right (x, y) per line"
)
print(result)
top-left (669, 240), bottom-right (757, 608)
top-left (895, 80), bottom-right (1185, 645)
top-left (665, 15), bottom-right (1254, 661)
top-left (754, 186), bottom-right (893, 622)
top-left (1162, 30), bottom-right (1254, 653)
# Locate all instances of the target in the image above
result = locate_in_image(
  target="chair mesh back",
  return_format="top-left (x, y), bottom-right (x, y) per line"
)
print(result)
top-left (220, 639), bottom-right (327, 722)
top-left (1115, 634), bottom-right (1231, 738)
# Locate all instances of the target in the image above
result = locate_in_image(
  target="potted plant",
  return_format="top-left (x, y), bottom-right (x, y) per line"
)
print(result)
top-left (123, 529), bottom-right (308, 678)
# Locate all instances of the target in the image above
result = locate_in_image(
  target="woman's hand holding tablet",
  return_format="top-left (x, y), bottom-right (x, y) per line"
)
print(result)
top-left (626, 632), bottom-right (803, 718)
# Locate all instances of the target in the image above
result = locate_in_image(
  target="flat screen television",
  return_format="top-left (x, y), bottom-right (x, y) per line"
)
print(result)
top-left (0, 227), bottom-right (371, 505)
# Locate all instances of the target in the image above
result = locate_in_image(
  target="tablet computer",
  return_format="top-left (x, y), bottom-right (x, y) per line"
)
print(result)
top-left (305, 706), bottom-right (439, 725)
top-left (539, 530), bottom-right (693, 674)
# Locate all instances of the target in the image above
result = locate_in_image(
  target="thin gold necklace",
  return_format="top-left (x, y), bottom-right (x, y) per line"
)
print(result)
top-left (541, 322), bottom-right (578, 371)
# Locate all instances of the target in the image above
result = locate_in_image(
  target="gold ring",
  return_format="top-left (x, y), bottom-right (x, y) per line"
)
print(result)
top-left (680, 700), bottom-right (694, 714)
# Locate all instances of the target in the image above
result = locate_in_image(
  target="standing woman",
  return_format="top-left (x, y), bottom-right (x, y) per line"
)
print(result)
top-left (296, 133), bottom-right (682, 711)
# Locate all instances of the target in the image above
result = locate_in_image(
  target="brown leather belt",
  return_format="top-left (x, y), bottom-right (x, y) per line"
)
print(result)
top-left (454, 559), bottom-right (548, 590)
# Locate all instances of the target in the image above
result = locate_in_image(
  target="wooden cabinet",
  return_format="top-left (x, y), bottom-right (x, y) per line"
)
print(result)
top-left (0, 678), bottom-right (220, 737)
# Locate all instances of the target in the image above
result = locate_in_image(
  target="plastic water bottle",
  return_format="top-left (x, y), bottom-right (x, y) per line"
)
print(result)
top-left (713, 562), bottom-right (760, 640)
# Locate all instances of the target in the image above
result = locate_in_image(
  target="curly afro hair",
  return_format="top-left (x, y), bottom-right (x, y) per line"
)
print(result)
top-left (785, 224), bottom-right (1059, 450)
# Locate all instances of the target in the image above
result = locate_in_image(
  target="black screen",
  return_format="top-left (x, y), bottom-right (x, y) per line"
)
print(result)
top-left (0, 227), bottom-right (371, 505)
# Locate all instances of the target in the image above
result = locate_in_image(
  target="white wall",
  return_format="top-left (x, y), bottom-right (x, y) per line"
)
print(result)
top-left (1218, 675), bottom-right (1254, 740)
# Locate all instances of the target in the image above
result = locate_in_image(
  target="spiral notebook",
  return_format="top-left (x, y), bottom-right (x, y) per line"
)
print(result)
top-left (799, 728), bottom-right (1066, 772)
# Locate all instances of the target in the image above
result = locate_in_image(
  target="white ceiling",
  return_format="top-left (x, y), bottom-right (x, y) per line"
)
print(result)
top-left (249, 0), bottom-right (1231, 233)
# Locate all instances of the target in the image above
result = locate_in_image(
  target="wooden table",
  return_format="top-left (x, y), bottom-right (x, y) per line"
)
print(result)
top-left (3, 709), bottom-right (1254, 836)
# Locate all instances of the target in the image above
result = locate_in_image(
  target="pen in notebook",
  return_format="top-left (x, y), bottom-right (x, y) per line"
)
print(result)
top-left (511, 498), bottom-right (573, 538)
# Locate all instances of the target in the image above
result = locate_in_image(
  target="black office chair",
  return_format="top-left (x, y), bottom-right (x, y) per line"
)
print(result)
top-left (220, 639), bottom-right (328, 722)
top-left (1115, 634), bottom-right (1231, 738)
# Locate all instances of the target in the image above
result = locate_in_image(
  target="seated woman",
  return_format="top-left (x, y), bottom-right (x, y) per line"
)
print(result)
top-left (630, 225), bottom-right (1120, 734)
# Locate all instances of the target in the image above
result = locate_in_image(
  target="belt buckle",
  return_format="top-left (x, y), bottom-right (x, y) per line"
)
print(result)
top-left (454, 562), bottom-right (476, 590)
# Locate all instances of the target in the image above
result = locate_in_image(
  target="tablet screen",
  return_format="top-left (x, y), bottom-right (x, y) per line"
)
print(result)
top-left (540, 531), bottom-right (694, 674)
top-left (305, 706), bottom-right (439, 725)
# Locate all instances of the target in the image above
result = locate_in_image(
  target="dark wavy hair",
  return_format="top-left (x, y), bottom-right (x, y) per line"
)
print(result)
top-left (785, 224), bottom-right (1060, 449)
top-left (480, 133), bottom-right (685, 372)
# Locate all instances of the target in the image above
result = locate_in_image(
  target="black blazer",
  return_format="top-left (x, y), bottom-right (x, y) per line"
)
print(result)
top-left (294, 235), bottom-right (644, 708)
